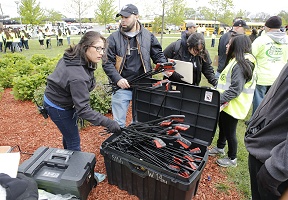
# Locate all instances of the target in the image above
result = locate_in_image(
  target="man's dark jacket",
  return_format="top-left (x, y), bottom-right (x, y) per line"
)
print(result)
top-left (103, 21), bottom-right (167, 84)
top-left (217, 30), bottom-right (236, 73)
top-left (245, 63), bottom-right (288, 183)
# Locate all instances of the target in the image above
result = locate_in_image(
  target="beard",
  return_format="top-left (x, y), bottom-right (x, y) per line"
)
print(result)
top-left (122, 20), bottom-right (136, 32)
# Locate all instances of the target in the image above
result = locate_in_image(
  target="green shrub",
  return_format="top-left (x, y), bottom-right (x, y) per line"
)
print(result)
top-left (34, 60), bottom-right (57, 76)
top-left (33, 84), bottom-right (46, 106)
top-left (14, 60), bottom-right (34, 76)
top-left (90, 82), bottom-right (112, 114)
top-left (30, 54), bottom-right (49, 65)
top-left (12, 73), bottom-right (46, 100)
top-left (0, 54), bottom-right (34, 88)
top-left (2, 53), bottom-right (26, 64)
top-left (0, 67), bottom-right (17, 88)
top-left (0, 85), bottom-right (4, 100)
top-left (0, 58), bottom-right (14, 68)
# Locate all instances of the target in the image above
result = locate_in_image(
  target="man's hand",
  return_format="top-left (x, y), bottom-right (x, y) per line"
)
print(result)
top-left (117, 78), bottom-right (130, 89)
top-left (162, 71), bottom-right (173, 77)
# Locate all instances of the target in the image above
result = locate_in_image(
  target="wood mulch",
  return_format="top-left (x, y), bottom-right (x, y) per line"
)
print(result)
top-left (0, 88), bottom-right (243, 200)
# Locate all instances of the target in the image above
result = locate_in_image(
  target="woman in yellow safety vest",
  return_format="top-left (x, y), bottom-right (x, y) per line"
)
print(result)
top-left (20, 29), bottom-right (29, 50)
top-left (65, 27), bottom-right (71, 45)
top-left (4, 28), bottom-right (13, 53)
top-left (58, 29), bottom-right (64, 46)
top-left (209, 34), bottom-right (257, 167)
top-left (12, 28), bottom-right (22, 52)
top-left (0, 28), bottom-right (4, 52)
top-left (44, 28), bottom-right (52, 49)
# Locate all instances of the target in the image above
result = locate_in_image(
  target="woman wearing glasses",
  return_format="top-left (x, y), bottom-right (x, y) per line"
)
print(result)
top-left (44, 31), bottom-right (121, 152)
top-left (163, 32), bottom-right (217, 87)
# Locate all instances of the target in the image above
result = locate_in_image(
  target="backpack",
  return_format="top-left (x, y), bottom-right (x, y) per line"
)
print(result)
top-left (173, 39), bottom-right (182, 55)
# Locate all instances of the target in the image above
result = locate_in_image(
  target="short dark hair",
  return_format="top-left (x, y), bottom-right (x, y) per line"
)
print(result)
top-left (65, 31), bottom-right (106, 66)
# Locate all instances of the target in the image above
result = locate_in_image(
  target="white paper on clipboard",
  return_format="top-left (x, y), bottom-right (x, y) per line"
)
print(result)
top-left (0, 152), bottom-right (20, 178)
top-left (171, 59), bottom-right (193, 84)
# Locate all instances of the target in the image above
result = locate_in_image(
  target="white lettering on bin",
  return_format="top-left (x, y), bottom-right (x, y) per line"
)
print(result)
top-left (147, 170), bottom-right (168, 184)
top-left (111, 155), bottom-right (123, 164)
top-left (42, 171), bottom-right (60, 178)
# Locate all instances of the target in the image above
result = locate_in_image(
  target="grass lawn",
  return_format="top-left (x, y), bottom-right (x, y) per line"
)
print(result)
top-left (0, 32), bottom-right (251, 199)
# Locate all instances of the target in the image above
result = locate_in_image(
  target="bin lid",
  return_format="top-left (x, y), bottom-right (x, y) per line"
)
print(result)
top-left (132, 78), bottom-right (220, 147)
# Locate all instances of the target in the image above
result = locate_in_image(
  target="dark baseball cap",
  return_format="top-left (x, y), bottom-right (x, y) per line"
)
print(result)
top-left (116, 4), bottom-right (139, 17)
top-left (233, 20), bottom-right (249, 29)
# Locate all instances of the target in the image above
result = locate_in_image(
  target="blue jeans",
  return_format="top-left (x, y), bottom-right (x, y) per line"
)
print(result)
top-left (44, 101), bottom-right (81, 151)
top-left (215, 71), bottom-right (220, 80)
top-left (67, 37), bottom-right (71, 45)
top-left (252, 85), bottom-right (271, 114)
top-left (111, 89), bottom-right (132, 127)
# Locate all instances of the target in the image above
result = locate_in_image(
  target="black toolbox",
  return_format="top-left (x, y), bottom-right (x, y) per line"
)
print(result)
top-left (18, 146), bottom-right (97, 200)
top-left (101, 79), bottom-right (220, 200)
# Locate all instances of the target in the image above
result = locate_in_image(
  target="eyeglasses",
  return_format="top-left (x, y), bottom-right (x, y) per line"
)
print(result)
top-left (192, 47), bottom-right (203, 54)
top-left (90, 46), bottom-right (105, 53)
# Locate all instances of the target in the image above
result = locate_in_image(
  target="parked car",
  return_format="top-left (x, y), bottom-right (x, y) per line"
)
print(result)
top-left (67, 25), bottom-right (85, 35)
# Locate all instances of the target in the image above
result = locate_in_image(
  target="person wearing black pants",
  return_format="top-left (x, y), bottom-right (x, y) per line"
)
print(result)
top-left (208, 34), bottom-right (256, 167)
top-left (248, 154), bottom-right (288, 200)
top-left (217, 111), bottom-right (238, 160)
top-left (245, 63), bottom-right (288, 199)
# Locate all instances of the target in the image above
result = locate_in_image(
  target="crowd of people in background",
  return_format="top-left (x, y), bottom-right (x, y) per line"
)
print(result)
top-left (0, 25), bottom-right (73, 53)
top-left (36, 26), bottom-right (72, 50)
top-left (0, 27), bottom-right (30, 53)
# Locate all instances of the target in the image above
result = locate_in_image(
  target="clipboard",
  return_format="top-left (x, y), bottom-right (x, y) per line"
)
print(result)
top-left (171, 59), bottom-right (193, 84)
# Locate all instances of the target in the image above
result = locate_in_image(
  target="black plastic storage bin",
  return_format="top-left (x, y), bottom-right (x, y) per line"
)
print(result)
top-left (18, 146), bottom-right (97, 200)
top-left (101, 79), bottom-right (220, 200)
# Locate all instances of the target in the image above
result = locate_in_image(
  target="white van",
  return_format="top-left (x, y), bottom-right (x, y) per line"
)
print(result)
top-left (67, 25), bottom-right (85, 35)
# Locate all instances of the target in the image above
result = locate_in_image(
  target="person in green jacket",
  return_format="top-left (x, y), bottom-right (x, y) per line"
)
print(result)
top-left (251, 16), bottom-right (288, 114)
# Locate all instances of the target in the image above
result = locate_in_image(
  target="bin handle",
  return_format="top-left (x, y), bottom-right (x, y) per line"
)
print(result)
top-left (126, 161), bottom-right (147, 178)
top-left (49, 153), bottom-right (70, 163)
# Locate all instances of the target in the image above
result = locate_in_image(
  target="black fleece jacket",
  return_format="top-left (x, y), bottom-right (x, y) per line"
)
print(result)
top-left (164, 36), bottom-right (217, 86)
top-left (245, 63), bottom-right (288, 183)
top-left (44, 53), bottom-right (109, 126)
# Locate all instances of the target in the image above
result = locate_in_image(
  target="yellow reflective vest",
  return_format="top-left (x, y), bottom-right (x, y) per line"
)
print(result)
top-left (217, 54), bottom-right (257, 119)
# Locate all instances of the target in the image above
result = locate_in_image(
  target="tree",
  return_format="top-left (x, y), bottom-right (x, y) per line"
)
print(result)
top-left (45, 9), bottom-right (63, 23)
top-left (184, 8), bottom-right (196, 20)
top-left (19, 0), bottom-right (45, 25)
top-left (198, 6), bottom-right (214, 20)
top-left (278, 10), bottom-right (288, 25)
top-left (234, 10), bottom-right (250, 22)
top-left (209, 0), bottom-right (234, 24)
top-left (67, 0), bottom-right (94, 34)
top-left (253, 12), bottom-right (271, 22)
top-left (152, 16), bottom-right (164, 34)
top-left (165, 0), bottom-right (186, 26)
top-left (95, 0), bottom-right (117, 32)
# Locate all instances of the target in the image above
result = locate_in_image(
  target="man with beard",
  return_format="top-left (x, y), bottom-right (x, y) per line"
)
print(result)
top-left (103, 4), bottom-right (167, 127)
